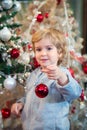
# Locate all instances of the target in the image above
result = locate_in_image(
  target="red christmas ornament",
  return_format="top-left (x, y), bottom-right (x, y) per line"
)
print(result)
top-left (6, 100), bottom-right (11, 108)
top-left (35, 83), bottom-right (49, 98)
top-left (33, 57), bottom-right (40, 68)
top-left (56, 0), bottom-right (62, 5)
top-left (28, 44), bottom-right (32, 50)
top-left (68, 67), bottom-right (75, 78)
top-left (82, 61), bottom-right (87, 74)
top-left (36, 14), bottom-right (44, 22)
top-left (10, 48), bottom-right (20, 59)
top-left (71, 108), bottom-right (75, 114)
top-left (44, 13), bottom-right (49, 18)
top-left (71, 106), bottom-right (76, 114)
top-left (1, 108), bottom-right (11, 119)
top-left (80, 89), bottom-right (84, 101)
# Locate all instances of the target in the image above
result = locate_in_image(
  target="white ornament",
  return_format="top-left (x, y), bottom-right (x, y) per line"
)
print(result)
top-left (13, 1), bottom-right (21, 12)
top-left (0, 27), bottom-right (11, 42)
top-left (4, 76), bottom-right (17, 90)
top-left (0, 5), bottom-right (3, 11)
top-left (33, 1), bottom-right (40, 6)
top-left (1, 0), bottom-right (13, 10)
top-left (2, 53), bottom-right (7, 61)
top-left (18, 52), bottom-right (30, 64)
top-left (80, 102), bottom-right (85, 109)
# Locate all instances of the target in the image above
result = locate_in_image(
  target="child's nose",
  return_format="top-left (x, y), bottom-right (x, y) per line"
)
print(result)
top-left (41, 50), bottom-right (47, 55)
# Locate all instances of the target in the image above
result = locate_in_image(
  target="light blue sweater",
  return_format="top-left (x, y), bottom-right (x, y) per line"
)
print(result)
top-left (19, 67), bottom-right (82, 130)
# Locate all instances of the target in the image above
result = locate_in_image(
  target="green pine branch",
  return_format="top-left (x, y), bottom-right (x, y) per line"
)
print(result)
top-left (0, 11), bottom-right (17, 23)
top-left (0, 23), bottom-right (22, 30)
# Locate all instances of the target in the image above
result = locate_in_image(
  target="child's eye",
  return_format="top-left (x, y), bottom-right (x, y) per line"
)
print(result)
top-left (47, 47), bottom-right (52, 50)
top-left (35, 48), bottom-right (41, 52)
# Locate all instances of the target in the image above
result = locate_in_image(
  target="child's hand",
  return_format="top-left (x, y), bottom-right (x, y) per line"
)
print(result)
top-left (41, 64), bottom-right (60, 80)
top-left (11, 102), bottom-right (24, 117)
top-left (41, 64), bottom-right (69, 85)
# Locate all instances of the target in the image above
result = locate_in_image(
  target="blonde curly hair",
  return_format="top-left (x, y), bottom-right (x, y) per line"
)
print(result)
top-left (32, 28), bottom-right (68, 65)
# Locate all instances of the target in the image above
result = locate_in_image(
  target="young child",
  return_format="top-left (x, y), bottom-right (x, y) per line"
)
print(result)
top-left (11, 28), bottom-right (82, 130)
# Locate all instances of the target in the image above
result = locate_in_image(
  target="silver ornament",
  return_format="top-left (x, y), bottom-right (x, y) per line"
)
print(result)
top-left (2, 53), bottom-right (7, 61)
top-left (13, 1), bottom-right (21, 12)
top-left (19, 52), bottom-right (30, 64)
top-left (4, 76), bottom-right (17, 90)
top-left (0, 5), bottom-right (3, 11)
top-left (1, 0), bottom-right (13, 10)
top-left (0, 27), bottom-right (12, 42)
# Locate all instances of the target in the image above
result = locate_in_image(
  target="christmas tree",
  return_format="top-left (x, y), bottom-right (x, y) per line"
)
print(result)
top-left (0, 0), bottom-right (35, 89)
top-left (0, 0), bottom-right (32, 129)
top-left (0, 0), bottom-right (87, 129)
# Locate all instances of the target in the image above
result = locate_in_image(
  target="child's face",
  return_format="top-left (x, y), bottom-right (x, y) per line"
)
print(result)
top-left (34, 38), bottom-right (61, 68)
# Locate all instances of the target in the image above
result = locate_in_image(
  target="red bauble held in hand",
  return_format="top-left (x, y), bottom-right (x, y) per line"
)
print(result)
top-left (35, 84), bottom-right (49, 98)
top-left (1, 108), bottom-right (11, 119)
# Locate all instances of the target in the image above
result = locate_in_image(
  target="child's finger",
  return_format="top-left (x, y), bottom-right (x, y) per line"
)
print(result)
top-left (46, 64), bottom-right (57, 70)
top-left (15, 105), bottom-right (19, 114)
